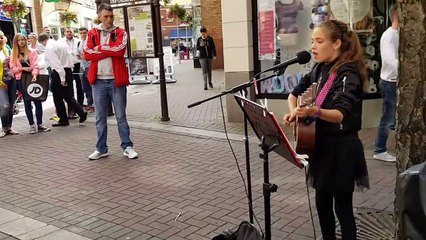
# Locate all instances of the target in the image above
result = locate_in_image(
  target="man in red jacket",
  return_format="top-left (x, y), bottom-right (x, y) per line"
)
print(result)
top-left (84, 3), bottom-right (138, 160)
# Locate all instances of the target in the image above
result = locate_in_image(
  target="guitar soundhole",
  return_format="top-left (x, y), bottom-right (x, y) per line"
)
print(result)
top-left (300, 116), bottom-right (316, 126)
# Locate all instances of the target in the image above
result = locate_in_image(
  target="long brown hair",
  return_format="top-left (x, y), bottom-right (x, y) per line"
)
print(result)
top-left (11, 33), bottom-right (30, 63)
top-left (318, 20), bottom-right (368, 92)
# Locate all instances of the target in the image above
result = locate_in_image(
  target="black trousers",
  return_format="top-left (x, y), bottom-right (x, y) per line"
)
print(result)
top-left (315, 190), bottom-right (357, 240)
top-left (72, 63), bottom-right (84, 106)
top-left (51, 69), bottom-right (85, 123)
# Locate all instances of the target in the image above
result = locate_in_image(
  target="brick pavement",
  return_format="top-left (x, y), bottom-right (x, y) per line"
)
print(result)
top-left (0, 59), bottom-right (396, 239)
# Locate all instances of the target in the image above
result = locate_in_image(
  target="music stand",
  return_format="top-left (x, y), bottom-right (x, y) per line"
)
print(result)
top-left (234, 94), bottom-right (307, 240)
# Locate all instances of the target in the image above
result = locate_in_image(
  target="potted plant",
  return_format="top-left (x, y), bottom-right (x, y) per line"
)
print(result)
top-left (1, 0), bottom-right (30, 32)
top-left (59, 10), bottom-right (78, 27)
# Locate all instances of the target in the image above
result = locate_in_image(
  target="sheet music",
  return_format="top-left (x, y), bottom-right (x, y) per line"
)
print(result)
top-left (234, 95), bottom-right (304, 169)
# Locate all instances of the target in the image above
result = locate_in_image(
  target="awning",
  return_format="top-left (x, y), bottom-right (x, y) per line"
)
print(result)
top-left (169, 29), bottom-right (192, 39)
top-left (0, 5), bottom-right (12, 22)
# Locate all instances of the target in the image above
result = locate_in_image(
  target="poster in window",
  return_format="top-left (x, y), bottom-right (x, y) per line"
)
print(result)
top-left (258, 1), bottom-right (275, 60)
top-left (127, 4), bottom-right (156, 58)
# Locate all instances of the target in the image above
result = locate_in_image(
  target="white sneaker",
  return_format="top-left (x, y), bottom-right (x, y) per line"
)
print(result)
top-left (29, 124), bottom-right (37, 134)
top-left (123, 147), bottom-right (138, 159)
top-left (373, 152), bottom-right (396, 162)
top-left (37, 125), bottom-right (51, 132)
top-left (88, 151), bottom-right (109, 160)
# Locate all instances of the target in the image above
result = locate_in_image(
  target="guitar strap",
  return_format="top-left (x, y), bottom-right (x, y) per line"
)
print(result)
top-left (315, 73), bottom-right (337, 107)
top-left (309, 63), bottom-right (337, 108)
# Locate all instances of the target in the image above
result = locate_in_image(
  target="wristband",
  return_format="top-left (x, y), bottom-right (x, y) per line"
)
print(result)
top-left (314, 107), bottom-right (321, 118)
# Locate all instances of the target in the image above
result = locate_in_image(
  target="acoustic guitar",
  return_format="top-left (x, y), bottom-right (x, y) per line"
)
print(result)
top-left (294, 83), bottom-right (318, 158)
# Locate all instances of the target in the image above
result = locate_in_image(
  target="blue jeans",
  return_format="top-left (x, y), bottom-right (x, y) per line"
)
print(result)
top-left (16, 80), bottom-right (43, 126)
top-left (81, 68), bottom-right (93, 106)
top-left (92, 79), bottom-right (133, 153)
top-left (0, 79), bottom-right (16, 131)
top-left (374, 80), bottom-right (396, 154)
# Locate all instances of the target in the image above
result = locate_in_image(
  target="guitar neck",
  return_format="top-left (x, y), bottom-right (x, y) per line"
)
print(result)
top-left (298, 83), bottom-right (318, 108)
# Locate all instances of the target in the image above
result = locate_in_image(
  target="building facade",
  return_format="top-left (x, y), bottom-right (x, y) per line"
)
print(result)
top-left (160, 6), bottom-right (192, 47)
top-left (193, 0), bottom-right (223, 69)
top-left (40, 0), bottom-right (97, 39)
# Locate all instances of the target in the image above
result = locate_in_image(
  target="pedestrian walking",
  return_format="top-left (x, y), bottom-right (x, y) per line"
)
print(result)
top-left (196, 26), bottom-right (216, 90)
top-left (58, 27), bottom-right (85, 117)
top-left (37, 33), bottom-right (87, 127)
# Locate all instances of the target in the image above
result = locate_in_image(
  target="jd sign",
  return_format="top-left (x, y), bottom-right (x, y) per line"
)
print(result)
top-left (27, 83), bottom-right (44, 98)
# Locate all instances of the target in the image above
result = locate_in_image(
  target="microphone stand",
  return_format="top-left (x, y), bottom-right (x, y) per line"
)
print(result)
top-left (188, 69), bottom-right (286, 224)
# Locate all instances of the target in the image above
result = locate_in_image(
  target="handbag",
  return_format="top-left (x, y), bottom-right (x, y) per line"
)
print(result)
top-left (21, 73), bottom-right (49, 102)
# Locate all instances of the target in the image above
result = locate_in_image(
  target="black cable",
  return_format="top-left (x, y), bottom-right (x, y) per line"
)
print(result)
top-left (219, 96), bottom-right (264, 237)
top-left (305, 166), bottom-right (317, 239)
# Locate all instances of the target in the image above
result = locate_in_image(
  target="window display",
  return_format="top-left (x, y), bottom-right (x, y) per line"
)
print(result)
top-left (256, 0), bottom-right (389, 99)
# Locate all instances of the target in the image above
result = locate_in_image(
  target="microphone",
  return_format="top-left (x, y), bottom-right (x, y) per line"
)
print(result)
top-left (262, 50), bottom-right (311, 74)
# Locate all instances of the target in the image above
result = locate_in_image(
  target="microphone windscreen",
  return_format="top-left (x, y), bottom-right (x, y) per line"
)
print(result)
top-left (297, 50), bottom-right (311, 64)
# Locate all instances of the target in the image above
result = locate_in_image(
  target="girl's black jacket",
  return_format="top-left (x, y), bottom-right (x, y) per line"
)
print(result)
top-left (292, 62), bottom-right (364, 137)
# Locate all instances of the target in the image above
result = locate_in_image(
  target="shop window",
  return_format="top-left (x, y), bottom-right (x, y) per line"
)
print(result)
top-left (50, 27), bottom-right (60, 40)
top-left (256, 0), bottom-right (389, 99)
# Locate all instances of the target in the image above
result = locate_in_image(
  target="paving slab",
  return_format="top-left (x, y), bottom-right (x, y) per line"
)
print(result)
top-left (35, 229), bottom-right (91, 240)
top-left (0, 209), bottom-right (23, 225)
top-left (17, 225), bottom-right (60, 240)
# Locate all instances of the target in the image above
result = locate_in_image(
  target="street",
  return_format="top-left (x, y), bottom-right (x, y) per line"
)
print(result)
top-left (0, 59), bottom-right (396, 240)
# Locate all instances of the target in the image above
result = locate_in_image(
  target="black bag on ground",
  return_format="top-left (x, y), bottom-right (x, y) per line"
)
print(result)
top-left (397, 161), bottom-right (426, 239)
top-left (21, 73), bottom-right (49, 102)
top-left (212, 221), bottom-right (263, 240)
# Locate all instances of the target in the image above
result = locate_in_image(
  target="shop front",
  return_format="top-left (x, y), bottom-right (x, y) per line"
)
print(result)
top-left (222, 0), bottom-right (395, 126)
top-left (256, 0), bottom-right (392, 98)
top-left (252, 0), bottom-right (395, 127)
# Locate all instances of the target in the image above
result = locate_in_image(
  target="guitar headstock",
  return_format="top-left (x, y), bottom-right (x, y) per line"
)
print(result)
top-left (298, 83), bottom-right (318, 108)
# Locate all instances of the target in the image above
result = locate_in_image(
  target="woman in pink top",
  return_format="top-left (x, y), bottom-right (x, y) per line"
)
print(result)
top-left (10, 33), bottom-right (50, 134)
